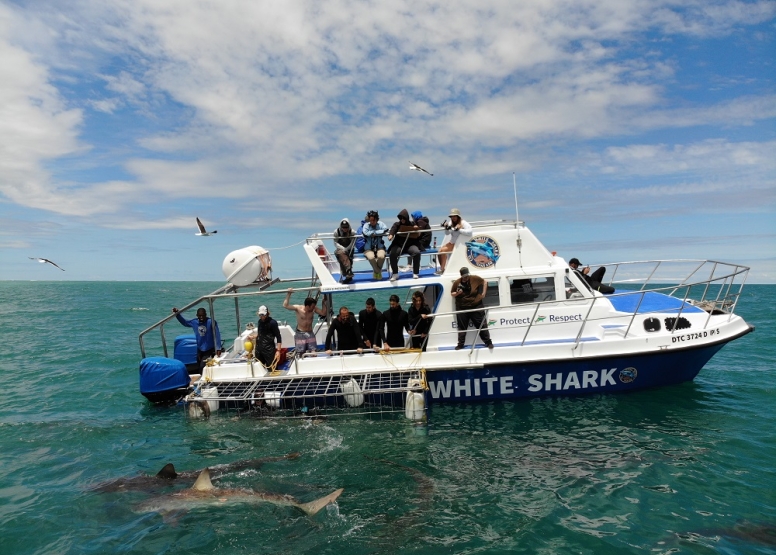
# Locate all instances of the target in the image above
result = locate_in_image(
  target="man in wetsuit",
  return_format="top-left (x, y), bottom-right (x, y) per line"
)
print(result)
top-left (253, 305), bottom-right (282, 368)
top-left (283, 289), bottom-right (328, 356)
top-left (325, 307), bottom-right (365, 355)
top-left (379, 294), bottom-right (410, 351)
top-left (358, 297), bottom-right (382, 349)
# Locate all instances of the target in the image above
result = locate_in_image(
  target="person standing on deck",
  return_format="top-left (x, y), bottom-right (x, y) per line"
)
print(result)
top-left (252, 305), bottom-right (282, 368)
top-left (325, 307), bottom-right (365, 354)
top-left (171, 307), bottom-right (222, 371)
top-left (407, 291), bottom-right (432, 350)
top-left (358, 297), bottom-right (382, 349)
top-left (283, 289), bottom-right (328, 356)
top-left (451, 267), bottom-right (493, 350)
top-left (378, 294), bottom-right (410, 351)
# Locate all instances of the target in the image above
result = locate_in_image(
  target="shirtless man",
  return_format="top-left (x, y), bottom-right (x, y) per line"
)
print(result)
top-left (283, 288), bottom-right (328, 355)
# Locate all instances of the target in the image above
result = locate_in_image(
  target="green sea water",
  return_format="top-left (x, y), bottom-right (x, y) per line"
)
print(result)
top-left (0, 282), bottom-right (774, 555)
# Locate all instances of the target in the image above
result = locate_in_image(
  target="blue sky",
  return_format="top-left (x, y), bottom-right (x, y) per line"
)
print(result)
top-left (1, 0), bottom-right (774, 282)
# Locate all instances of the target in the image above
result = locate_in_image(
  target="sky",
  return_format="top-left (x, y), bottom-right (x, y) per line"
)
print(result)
top-left (1, 0), bottom-right (774, 282)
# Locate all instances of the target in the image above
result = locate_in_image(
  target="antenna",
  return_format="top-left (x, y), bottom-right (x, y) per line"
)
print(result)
top-left (513, 172), bottom-right (519, 225)
top-left (513, 172), bottom-right (523, 266)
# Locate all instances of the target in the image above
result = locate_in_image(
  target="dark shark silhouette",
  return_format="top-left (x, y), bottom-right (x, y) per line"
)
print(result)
top-left (92, 452), bottom-right (300, 494)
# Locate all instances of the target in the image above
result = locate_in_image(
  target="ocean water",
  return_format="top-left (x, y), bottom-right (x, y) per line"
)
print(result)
top-left (0, 281), bottom-right (774, 555)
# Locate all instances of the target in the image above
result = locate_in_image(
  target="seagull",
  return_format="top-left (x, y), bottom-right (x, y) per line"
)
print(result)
top-left (29, 257), bottom-right (65, 271)
top-left (409, 162), bottom-right (433, 176)
top-left (195, 217), bottom-right (217, 236)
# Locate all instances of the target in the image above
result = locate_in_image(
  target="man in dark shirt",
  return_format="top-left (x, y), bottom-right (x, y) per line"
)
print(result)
top-left (325, 307), bottom-right (365, 354)
top-left (358, 297), bottom-right (382, 349)
top-left (379, 294), bottom-right (409, 350)
top-left (253, 305), bottom-right (282, 367)
top-left (451, 267), bottom-right (493, 350)
top-left (569, 258), bottom-right (615, 294)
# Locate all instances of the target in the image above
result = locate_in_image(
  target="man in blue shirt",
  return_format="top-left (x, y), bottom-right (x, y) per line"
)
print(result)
top-left (172, 307), bottom-right (222, 370)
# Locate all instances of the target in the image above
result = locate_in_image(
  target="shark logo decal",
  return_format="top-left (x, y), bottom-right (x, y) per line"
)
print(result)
top-left (465, 235), bottom-right (500, 268)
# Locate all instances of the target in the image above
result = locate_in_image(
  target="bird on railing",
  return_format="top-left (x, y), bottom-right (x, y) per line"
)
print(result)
top-left (195, 217), bottom-right (217, 236)
top-left (29, 257), bottom-right (65, 271)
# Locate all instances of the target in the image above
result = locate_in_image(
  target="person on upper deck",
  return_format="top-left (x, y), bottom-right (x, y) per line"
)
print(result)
top-left (436, 208), bottom-right (473, 275)
top-left (358, 297), bottom-right (382, 349)
top-left (171, 307), bottom-right (222, 371)
top-left (252, 305), bottom-right (282, 368)
top-left (407, 290), bottom-right (432, 350)
top-left (411, 211), bottom-right (432, 251)
top-left (569, 258), bottom-right (615, 294)
top-left (325, 307), bottom-right (365, 355)
top-left (362, 210), bottom-right (388, 280)
top-left (379, 294), bottom-right (410, 350)
top-left (387, 209), bottom-right (422, 281)
top-left (283, 289), bottom-right (328, 355)
top-left (333, 218), bottom-right (356, 284)
top-left (451, 267), bottom-right (493, 350)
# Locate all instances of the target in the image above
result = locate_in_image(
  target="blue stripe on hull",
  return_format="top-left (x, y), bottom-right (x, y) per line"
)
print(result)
top-left (426, 342), bottom-right (727, 403)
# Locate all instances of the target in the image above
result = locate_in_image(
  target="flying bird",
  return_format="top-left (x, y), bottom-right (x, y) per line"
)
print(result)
top-left (29, 257), bottom-right (65, 271)
top-left (409, 162), bottom-right (433, 176)
top-left (195, 217), bottom-right (217, 236)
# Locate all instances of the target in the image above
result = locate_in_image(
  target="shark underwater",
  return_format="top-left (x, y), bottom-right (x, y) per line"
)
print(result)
top-left (93, 452), bottom-right (300, 494)
top-left (135, 468), bottom-right (343, 519)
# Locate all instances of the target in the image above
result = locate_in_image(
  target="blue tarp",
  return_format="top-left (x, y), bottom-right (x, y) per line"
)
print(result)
top-left (139, 357), bottom-right (189, 395)
top-left (173, 334), bottom-right (198, 365)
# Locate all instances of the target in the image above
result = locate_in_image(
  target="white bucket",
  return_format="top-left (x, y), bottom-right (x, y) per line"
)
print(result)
top-left (264, 391), bottom-right (282, 408)
top-left (201, 386), bottom-right (219, 412)
top-left (341, 378), bottom-right (364, 407)
top-left (405, 391), bottom-right (426, 421)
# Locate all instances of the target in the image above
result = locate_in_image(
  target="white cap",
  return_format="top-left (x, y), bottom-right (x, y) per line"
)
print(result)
top-left (257, 305), bottom-right (268, 316)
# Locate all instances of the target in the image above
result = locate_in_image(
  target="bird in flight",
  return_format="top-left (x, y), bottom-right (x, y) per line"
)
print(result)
top-left (29, 257), bottom-right (65, 271)
top-left (195, 217), bottom-right (217, 236)
top-left (409, 162), bottom-right (433, 176)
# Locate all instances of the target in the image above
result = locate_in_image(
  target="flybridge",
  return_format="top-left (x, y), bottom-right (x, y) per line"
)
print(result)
top-left (138, 217), bottom-right (753, 421)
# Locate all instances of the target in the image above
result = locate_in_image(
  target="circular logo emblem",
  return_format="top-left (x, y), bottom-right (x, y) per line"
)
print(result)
top-left (466, 235), bottom-right (500, 268)
top-left (619, 367), bottom-right (638, 383)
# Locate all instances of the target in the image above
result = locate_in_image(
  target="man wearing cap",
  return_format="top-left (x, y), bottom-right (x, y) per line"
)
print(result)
top-left (451, 267), bottom-right (493, 350)
top-left (253, 305), bottom-right (282, 368)
top-left (333, 218), bottom-right (356, 284)
top-left (569, 258), bottom-right (614, 294)
top-left (436, 208), bottom-right (472, 275)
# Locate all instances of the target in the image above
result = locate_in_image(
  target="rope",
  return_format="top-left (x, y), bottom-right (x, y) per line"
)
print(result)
top-left (266, 238), bottom-right (306, 251)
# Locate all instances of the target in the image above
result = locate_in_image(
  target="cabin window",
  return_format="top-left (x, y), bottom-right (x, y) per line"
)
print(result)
top-left (483, 280), bottom-right (501, 308)
top-left (565, 275), bottom-right (585, 298)
top-left (510, 276), bottom-right (556, 304)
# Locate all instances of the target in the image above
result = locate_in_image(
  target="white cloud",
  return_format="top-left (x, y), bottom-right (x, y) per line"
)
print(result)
top-left (0, 0), bottom-right (774, 224)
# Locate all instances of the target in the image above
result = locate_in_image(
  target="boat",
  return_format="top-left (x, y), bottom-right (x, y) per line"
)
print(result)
top-left (138, 218), bottom-right (754, 421)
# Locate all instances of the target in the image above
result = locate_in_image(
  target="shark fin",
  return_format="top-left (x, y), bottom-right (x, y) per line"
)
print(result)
top-left (156, 463), bottom-right (178, 479)
top-left (297, 488), bottom-right (343, 516)
top-left (192, 468), bottom-right (214, 491)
